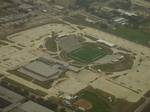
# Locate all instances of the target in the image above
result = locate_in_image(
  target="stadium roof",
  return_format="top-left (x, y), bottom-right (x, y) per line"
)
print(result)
top-left (24, 60), bottom-right (60, 78)
top-left (18, 59), bottom-right (65, 82)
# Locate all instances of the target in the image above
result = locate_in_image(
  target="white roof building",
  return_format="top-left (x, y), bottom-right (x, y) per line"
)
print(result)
top-left (97, 39), bottom-right (116, 47)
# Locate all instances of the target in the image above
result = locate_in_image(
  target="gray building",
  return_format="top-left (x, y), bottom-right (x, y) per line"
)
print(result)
top-left (18, 58), bottom-right (66, 82)
top-left (0, 86), bottom-right (24, 112)
top-left (10, 101), bottom-right (54, 112)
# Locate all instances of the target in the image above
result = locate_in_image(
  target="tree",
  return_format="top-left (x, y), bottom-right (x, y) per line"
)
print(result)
top-left (60, 108), bottom-right (66, 112)
top-left (51, 31), bottom-right (58, 40)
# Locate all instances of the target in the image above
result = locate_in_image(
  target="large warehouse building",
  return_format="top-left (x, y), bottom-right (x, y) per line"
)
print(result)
top-left (17, 58), bottom-right (66, 82)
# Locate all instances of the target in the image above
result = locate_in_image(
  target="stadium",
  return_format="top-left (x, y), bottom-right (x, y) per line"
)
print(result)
top-left (45, 34), bottom-right (110, 65)
top-left (45, 34), bottom-right (133, 72)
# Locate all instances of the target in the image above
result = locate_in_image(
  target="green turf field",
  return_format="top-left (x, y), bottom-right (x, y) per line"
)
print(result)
top-left (69, 44), bottom-right (106, 63)
top-left (77, 90), bottom-right (111, 112)
top-left (45, 38), bottom-right (57, 52)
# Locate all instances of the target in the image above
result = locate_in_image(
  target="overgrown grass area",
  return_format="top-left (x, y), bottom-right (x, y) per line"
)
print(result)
top-left (63, 14), bottom-right (104, 30)
top-left (112, 26), bottom-right (150, 47)
top-left (64, 14), bottom-right (150, 47)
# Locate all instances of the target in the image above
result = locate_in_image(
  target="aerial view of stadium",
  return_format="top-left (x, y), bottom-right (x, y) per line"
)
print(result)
top-left (0, 0), bottom-right (150, 112)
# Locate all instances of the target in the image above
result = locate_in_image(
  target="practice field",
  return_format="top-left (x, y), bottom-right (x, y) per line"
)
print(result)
top-left (68, 44), bottom-right (106, 63)
top-left (76, 90), bottom-right (111, 112)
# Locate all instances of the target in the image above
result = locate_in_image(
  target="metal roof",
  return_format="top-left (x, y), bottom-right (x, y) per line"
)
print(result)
top-left (11, 101), bottom-right (54, 112)
top-left (17, 59), bottom-right (65, 82)
top-left (0, 86), bottom-right (24, 103)
top-left (24, 60), bottom-right (60, 78)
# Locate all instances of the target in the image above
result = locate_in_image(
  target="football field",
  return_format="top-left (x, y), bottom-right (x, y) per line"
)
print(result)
top-left (69, 44), bottom-right (106, 63)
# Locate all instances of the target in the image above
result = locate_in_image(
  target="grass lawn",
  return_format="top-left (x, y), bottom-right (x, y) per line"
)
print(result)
top-left (45, 38), bottom-right (57, 52)
top-left (77, 90), bottom-right (111, 112)
top-left (69, 44), bottom-right (106, 63)
top-left (63, 14), bottom-right (104, 30)
top-left (112, 26), bottom-right (150, 47)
